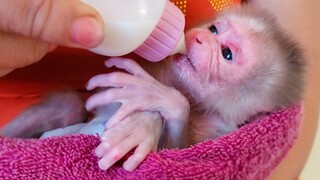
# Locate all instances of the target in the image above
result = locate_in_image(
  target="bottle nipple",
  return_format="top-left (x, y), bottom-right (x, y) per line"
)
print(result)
top-left (170, 34), bottom-right (187, 55)
top-left (134, 0), bottom-right (186, 62)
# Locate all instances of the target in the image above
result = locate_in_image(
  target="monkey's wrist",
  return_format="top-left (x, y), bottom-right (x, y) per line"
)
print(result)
top-left (164, 88), bottom-right (190, 123)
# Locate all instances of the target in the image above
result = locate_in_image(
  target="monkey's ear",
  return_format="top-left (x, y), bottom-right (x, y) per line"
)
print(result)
top-left (170, 0), bottom-right (242, 29)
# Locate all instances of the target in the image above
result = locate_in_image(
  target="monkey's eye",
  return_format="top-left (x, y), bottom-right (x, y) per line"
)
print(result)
top-left (209, 25), bottom-right (218, 34)
top-left (222, 47), bottom-right (233, 61)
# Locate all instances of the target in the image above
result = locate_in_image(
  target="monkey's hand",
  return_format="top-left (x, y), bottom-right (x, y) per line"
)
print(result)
top-left (95, 111), bottom-right (162, 172)
top-left (86, 57), bottom-right (190, 132)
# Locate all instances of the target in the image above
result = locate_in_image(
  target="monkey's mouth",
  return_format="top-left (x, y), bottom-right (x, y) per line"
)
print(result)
top-left (172, 54), bottom-right (196, 72)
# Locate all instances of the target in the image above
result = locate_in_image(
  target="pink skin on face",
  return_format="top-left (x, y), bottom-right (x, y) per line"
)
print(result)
top-left (171, 19), bottom-right (259, 101)
top-left (214, 19), bottom-right (259, 84)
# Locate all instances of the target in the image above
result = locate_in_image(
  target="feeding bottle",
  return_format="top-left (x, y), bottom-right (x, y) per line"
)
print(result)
top-left (81, 0), bottom-right (186, 62)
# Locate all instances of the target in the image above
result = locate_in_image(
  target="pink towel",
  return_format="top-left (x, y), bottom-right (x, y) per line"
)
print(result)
top-left (0, 104), bottom-right (302, 179)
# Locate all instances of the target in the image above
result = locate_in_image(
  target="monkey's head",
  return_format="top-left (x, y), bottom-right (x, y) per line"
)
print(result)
top-left (169, 5), bottom-right (306, 125)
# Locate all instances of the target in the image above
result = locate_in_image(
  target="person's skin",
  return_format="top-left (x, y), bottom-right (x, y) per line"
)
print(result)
top-left (0, 0), bottom-right (104, 77)
top-left (249, 0), bottom-right (320, 179)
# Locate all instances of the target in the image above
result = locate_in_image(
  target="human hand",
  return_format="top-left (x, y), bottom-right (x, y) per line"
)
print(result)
top-left (0, 0), bottom-right (104, 76)
top-left (95, 111), bottom-right (163, 172)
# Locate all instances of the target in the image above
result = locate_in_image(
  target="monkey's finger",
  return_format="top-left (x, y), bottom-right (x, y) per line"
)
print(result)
top-left (95, 141), bottom-right (111, 158)
top-left (86, 86), bottom-right (155, 111)
top-left (106, 94), bottom-right (173, 128)
top-left (104, 111), bottom-right (162, 171)
top-left (95, 119), bottom-right (136, 158)
top-left (132, 87), bottom-right (190, 123)
top-left (97, 130), bottom-right (143, 171)
top-left (86, 72), bottom-right (126, 90)
top-left (86, 87), bottom-right (134, 111)
top-left (106, 103), bottom-right (145, 129)
top-left (105, 57), bottom-right (153, 79)
top-left (86, 71), bottom-right (146, 91)
top-left (122, 139), bottom-right (156, 172)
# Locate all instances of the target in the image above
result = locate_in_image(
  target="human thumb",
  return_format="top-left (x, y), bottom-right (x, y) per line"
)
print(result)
top-left (0, 0), bottom-right (104, 48)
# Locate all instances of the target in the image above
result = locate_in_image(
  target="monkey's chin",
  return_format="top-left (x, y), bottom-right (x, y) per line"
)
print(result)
top-left (172, 54), bottom-right (196, 73)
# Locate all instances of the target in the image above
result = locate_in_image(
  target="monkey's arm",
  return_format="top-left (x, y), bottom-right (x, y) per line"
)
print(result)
top-left (86, 58), bottom-right (190, 148)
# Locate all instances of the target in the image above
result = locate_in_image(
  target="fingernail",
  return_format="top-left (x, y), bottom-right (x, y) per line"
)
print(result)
top-left (48, 44), bottom-right (57, 52)
top-left (95, 146), bottom-right (104, 157)
top-left (86, 84), bottom-right (93, 91)
top-left (98, 160), bottom-right (110, 171)
top-left (85, 82), bottom-right (91, 90)
top-left (123, 162), bottom-right (134, 172)
top-left (85, 101), bottom-right (94, 111)
top-left (85, 104), bottom-right (91, 111)
top-left (100, 135), bottom-right (106, 141)
top-left (123, 158), bottom-right (137, 172)
top-left (71, 17), bottom-right (103, 48)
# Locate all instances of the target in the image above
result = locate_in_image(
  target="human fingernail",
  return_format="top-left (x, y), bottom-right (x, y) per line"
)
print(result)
top-left (71, 17), bottom-right (103, 48)
top-left (48, 44), bottom-right (57, 52)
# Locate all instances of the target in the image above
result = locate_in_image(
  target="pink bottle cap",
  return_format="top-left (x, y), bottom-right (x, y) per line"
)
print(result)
top-left (134, 0), bottom-right (185, 62)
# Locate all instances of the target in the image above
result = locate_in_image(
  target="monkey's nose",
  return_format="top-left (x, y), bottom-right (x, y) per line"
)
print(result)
top-left (196, 37), bottom-right (203, 44)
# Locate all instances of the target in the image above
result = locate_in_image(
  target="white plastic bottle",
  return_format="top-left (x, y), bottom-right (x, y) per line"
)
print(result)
top-left (81, 0), bottom-right (186, 62)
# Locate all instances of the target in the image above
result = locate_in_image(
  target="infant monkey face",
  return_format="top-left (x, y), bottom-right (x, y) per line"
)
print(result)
top-left (169, 12), bottom-right (261, 102)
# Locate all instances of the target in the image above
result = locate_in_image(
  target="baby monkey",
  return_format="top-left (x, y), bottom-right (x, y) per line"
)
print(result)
top-left (0, 5), bottom-right (305, 172)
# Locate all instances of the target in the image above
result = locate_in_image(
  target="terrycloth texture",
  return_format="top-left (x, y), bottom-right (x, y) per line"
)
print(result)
top-left (0, 104), bottom-right (302, 179)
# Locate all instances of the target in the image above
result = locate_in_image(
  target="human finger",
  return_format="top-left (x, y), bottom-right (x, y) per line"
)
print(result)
top-left (0, 0), bottom-right (104, 48)
top-left (0, 31), bottom-right (50, 69)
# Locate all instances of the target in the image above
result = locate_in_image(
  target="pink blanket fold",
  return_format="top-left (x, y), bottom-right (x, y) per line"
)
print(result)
top-left (0, 104), bottom-right (302, 179)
